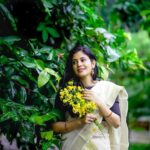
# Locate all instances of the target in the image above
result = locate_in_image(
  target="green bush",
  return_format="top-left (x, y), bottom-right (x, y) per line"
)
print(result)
top-left (0, 0), bottom-right (144, 149)
top-left (129, 143), bottom-right (150, 150)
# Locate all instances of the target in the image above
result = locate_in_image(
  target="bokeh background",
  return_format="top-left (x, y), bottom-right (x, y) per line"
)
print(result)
top-left (0, 0), bottom-right (150, 150)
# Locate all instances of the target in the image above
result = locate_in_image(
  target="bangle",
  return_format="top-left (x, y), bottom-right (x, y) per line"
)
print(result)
top-left (64, 121), bottom-right (67, 131)
top-left (105, 111), bottom-right (112, 118)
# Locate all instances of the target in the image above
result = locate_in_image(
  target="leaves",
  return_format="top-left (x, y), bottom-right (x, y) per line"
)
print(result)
top-left (0, 36), bottom-right (21, 44)
top-left (45, 68), bottom-right (60, 81)
top-left (29, 109), bottom-right (61, 125)
top-left (38, 70), bottom-right (50, 88)
top-left (0, 98), bottom-right (38, 122)
top-left (0, 0), bottom-right (147, 149)
top-left (42, 30), bottom-right (49, 43)
top-left (38, 68), bottom-right (60, 88)
top-left (37, 22), bottom-right (60, 42)
top-left (41, 131), bottom-right (53, 140)
top-left (47, 28), bottom-right (60, 38)
top-left (0, 4), bottom-right (17, 31)
top-left (21, 57), bottom-right (36, 68)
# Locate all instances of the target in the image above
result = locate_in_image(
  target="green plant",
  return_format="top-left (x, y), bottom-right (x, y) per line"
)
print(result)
top-left (129, 143), bottom-right (150, 150)
top-left (0, 0), bottom-right (144, 149)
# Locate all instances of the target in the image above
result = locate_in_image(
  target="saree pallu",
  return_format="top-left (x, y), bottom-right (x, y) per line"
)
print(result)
top-left (62, 80), bottom-right (129, 150)
top-left (62, 118), bottom-right (110, 150)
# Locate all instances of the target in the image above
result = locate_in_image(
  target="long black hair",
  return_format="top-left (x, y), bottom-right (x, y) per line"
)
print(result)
top-left (60, 45), bottom-right (98, 88)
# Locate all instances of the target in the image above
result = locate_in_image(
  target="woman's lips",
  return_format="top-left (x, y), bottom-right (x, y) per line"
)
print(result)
top-left (77, 68), bottom-right (86, 72)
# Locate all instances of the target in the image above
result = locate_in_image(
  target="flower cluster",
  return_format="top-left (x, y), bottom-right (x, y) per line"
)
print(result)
top-left (59, 80), bottom-right (97, 117)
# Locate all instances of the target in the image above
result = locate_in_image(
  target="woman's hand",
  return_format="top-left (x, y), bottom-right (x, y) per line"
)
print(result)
top-left (82, 89), bottom-right (101, 105)
top-left (80, 113), bottom-right (97, 124)
top-left (82, 89), bottom-right (121, 128)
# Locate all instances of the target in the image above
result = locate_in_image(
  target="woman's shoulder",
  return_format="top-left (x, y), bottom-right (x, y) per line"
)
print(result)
top-left (96, 79), bottom-right (117, 86)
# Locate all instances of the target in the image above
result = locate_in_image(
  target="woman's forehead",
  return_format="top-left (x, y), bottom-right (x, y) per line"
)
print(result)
top-left (72, 51), bottom-right (89, 59)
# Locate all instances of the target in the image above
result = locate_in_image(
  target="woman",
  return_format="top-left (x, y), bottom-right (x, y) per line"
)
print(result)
top-left (51, 45), bottom-right (129, 150)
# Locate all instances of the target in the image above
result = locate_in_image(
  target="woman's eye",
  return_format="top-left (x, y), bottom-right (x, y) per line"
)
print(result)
top-left (81, 58), bottom-right (86, 62)
top-left (72, 61), bottom-right (77, 65)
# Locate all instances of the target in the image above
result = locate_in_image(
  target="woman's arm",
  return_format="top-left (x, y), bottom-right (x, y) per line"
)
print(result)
top-left (96, 101), bottom-right (120, 128)
top-left (51, 113), bottom-right (97, 133)
top-left (83, 89), bottom-right (121, 128)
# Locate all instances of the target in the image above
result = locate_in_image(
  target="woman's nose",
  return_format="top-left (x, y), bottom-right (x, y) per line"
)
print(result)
top-left (77, 60), bottom-right (82, 66)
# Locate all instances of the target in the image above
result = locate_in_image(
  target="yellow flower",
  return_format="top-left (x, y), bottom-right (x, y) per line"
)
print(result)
top-left (67, 86), bottom-right (73, 91)
top-left (59, 80), bottom-right (104, 136)
top-left (68, 80), bottom-right (74, 85)
top-left (59, 80), bottom-right (97, 117)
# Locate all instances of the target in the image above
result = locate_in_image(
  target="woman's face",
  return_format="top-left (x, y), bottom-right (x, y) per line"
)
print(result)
top-left (72, 51), bottom-right (95, 79)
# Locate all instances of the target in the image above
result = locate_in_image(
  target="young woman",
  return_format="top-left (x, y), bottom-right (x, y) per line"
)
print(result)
top-left (51, 45), bottom-right (129, 150)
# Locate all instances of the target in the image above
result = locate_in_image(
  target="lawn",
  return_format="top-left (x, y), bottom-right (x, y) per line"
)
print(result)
top-left (129, 143), bottom-right (150, 150)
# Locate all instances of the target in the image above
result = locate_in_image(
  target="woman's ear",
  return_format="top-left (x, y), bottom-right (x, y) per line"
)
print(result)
top-left (92, 60), bottom-right (96, 68)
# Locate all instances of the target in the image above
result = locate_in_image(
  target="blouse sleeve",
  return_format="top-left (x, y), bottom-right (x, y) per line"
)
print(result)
top-left (110, 96), bottom-right (121, 116)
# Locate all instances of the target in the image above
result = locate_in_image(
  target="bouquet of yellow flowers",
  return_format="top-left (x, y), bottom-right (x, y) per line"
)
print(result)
top-left (59, 80), bottom-right (104, 134)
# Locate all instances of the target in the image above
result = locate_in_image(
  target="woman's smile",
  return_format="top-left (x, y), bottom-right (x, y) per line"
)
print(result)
top-left (77, 67), bottom-right (86, 73)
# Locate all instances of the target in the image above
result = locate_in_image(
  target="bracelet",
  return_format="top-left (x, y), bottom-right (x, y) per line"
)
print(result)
top-left (105, 111), bottom-right (113, 118)
top-left (64, 121), bottom-right (67, 131)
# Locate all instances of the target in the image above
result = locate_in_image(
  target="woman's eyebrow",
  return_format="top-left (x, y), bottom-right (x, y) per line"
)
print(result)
top-left (72, 57), bottom-right (86, 61)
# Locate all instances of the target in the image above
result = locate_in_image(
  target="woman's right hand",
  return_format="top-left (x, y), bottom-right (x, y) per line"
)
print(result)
top-left (80, 113), bottom-right (97, 124)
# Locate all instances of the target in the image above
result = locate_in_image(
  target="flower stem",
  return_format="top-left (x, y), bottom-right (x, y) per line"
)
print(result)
top-left (94, 119), bottom-right (105, 138)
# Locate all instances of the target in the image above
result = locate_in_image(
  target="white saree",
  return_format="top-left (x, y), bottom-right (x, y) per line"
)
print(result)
top-left (62, 80), bottom-right (129, 150)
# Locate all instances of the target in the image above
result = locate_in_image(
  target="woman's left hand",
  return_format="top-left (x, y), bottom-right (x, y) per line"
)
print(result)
top-left (82, 89), bottom-right (100, 104)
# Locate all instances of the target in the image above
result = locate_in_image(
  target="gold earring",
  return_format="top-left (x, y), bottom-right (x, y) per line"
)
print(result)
top-left (91, 68), bottom-right (94, 76)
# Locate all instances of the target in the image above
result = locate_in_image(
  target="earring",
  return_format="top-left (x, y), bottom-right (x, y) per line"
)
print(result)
top-left (91, 68), bottom-right (94, 76)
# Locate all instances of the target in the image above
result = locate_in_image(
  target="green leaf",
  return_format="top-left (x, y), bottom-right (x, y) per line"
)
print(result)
top-left (34, 59), bottom-right (45, 70)
top-left (37, 22), bottom-right (45, 31)
top-left (41, 0), bottom-right (53, 16)
top-left (0, 111), bottom-right (19, 122)
top-left (99, 65), bottom-right (109, 80)
top-left (19, 122), bottom-right (35, 143)
top-left (20, 86), bottom-right (27, 104)
top-left (29, 114), bottom-right (44, 125)
top-left (0, 36), bottom-right (20, 44)
top-left (42, 30), bottom-right (49, 43)
top-left (29, 109), bottom-right (61, 125)
top-left (10, 81), bottom-right (16, 98)
top-left (47, 27), bottom-right (60, 38)
top-left (0, 4), bottom-right (17, 31)
top-left (45, 68), bottom-right (60, 81)
top-left (11, 75), bottom-right (29, 87)
top-left (0, 55), bottom-right (8, 64)
top-left (41, 110), bottom-right (61, 122)
top-left (41, 131), bottom-right (53, 141)
top-left (38, 70), bottom-right (50, 88)
top-left (21, 57), bottom-right (36, 68)
top-left (49, 80), bottom-right (57, 92)
top-left (141, 10), bottom-right (150, 16)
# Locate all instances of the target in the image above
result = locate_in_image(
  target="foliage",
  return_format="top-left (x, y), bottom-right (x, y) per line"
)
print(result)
top-left (0, 0), bottom-right (144, 149)
top-left (125, 31), bottom-right (150, 119)
top-left (108, 0), bottom-right (150, 34)
top-left (102, 0), bottom-right (150, 123)
top-left (110, 30), bottom-right (150, 122)
top-left (129, 143), bottom-right (150, 150)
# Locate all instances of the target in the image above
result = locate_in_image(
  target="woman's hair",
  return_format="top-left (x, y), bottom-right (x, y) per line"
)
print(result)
top-left (60, 45), bottom-right (98, 88)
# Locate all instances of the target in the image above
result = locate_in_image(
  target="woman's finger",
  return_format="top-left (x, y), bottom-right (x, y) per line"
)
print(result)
top-left (82, 96), bottom-right (91, 101)
top-left (83, 90), bottom-right (93, 94)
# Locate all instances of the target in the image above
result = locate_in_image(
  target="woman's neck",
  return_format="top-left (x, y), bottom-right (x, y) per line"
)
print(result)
top-left (80, 76), bottom-right (95, 88)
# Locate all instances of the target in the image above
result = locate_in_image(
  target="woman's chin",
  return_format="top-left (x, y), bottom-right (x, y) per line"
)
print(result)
top-left (76, 73), bottom-right (89, 78)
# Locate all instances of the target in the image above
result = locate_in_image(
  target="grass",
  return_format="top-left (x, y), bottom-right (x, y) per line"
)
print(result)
top-left (129, 143), bottom-right (150, 150)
